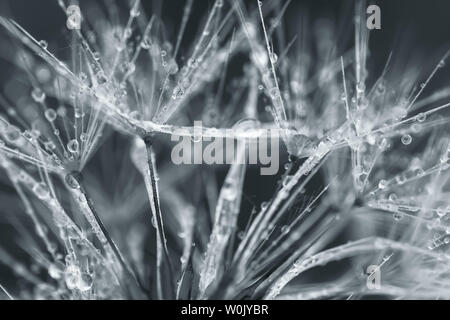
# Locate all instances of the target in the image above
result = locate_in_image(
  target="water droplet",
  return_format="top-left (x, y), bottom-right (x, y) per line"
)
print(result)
top-left (356, 81), bottom-right (366, 93)
top-left (414, 167), bottom-right (424, 177)
top-left (168, 60), bottom-right (179, 75)
top-left (269, 52), bottom-right (278, 64)
top-left (38, 40), bottom-right (48, 49)
top-left (5, 125), bottom-right (21, 142)
top-left (65, 173), bottom-right (80, 189)
top-left (130, 8), bottom-right (140, 17)
top-left (129, 110), bottom-right (142, 120)
top-left (388, 193), bottom-right (398, 201)
top-left (393, 212), bottom-right (404, 221)
top-left (67, 139), bottom-right (79, 153)
top-left (282, 176), bottom-right (291, 187)
top-left (77, 273), bottom-right (93, 292)
top-left (80, 133), bottom-right (87, 142)
top-left (281, 226), bottom-right (290, 234)
top-left (92, 51), bottom-right (101, 60)
top-left (377, 83), bottom-right (385, 94)
top-left (64, 265), bottom-right (81, 290)
top-left (416, 112), bottom-right (426, 122)
top-left (31, 88), bottom-right (46, 103)
top-left (44, 109), bottom-right (57, 122)
top-left (79, 72), bottom-right (88, 83)
top-left (33, 182), bottom-right (50, 200)
top-left (96, 71), bottom-right (107, 85)
top-left (141, 38), bottom-right (151, 49)
top-left (48, 262), bottom-right (64, 279)
top-left (401, 134), bottom-right (412, 145)
top-left (124, 28), bottom-right (132, 39)
top-left (222, 187), bottom-right (236, 201)
top-left (44, 140), bottom-right (56, 151)
top-left (378, 179), bottom-right (388, 189)
top-left (437, 206), bottom-right (446, 218)
top-left (151, 216), bottom-right (157, 228)
top-left (269, 87), bottom-right (279, 98)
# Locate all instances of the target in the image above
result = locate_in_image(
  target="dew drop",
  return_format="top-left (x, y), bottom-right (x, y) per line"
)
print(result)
top-left (64, 265), bottom-right (81, 290)
top-left (356, 81), bottom-right (366, 93)
top-left (269, 87), bottom-right (279, 98)
top-left (151, 216), bottom-right (157, 228)
top-left (280, 226), bottom-right (290, 234)
top-left (401, 134), bottom-right (412, 145)
top-left (33, 182), bottom-right (50, 200)
top-left (168, 60), bottom-right (179, 75)
top-left (38, 40), bottom-right (48, 49)
top-left (67, 139), bottom-right (80, 153)
top-left (96, 71), bottom-right (107, 85)
top-left (437, 206), bottom-right (446, 218)
top-left (416, 112), bottom-right (426, 123)
top-left (31, 88), bottom-right (46, 103)
top-left (5, 125), bottom-right (21, 142)
top-left (269, 52), bottom-right (278, 64)
top-left (77, 273), bottom-right (93, 292)
top-left (44, 109), bottom-right (57, 122)
top-left (376, 83), bottom-right (385, 94)
top-left (65, 173), bottom-right (80, 189)
top-left (130, 8), bottom-right (140, 17)
top-left (129, 110), bottom-right (142, 120)
top-left (124, 28), bottom-right (132, 39)
top-left (80, 133), bottom-right (87, 142)
top-left (141, 39), bottom-right (151, 50)
top-left (92, 51), bottom-right (101, 61)
top-left (378, 179), bottom-right (388, 189)
top-left (222, 187), bottom-right (236, 201)
top-left (388, 193), bottom-right (398, 201)
top-left (393, 212), bottom-right (404, 221)
top-left (48, 262), bottom-right (64, 280)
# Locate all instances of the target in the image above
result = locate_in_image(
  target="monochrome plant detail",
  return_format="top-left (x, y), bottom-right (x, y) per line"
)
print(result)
top-left (0, 0), bottom-right (449, 301)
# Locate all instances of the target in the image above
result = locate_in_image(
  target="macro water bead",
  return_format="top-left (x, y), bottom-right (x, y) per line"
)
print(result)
top-left (401, 134), bottom-right (412, 145)
top-left (0, 0), bottom-right (449, 304)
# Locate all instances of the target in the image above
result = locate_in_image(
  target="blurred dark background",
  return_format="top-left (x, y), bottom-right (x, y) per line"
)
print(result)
top-left (0, 0), bottom-right (450, 297)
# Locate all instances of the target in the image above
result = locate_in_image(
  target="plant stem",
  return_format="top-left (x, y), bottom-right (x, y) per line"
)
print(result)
top-left (142, 136), bottom-right (175, 299)
top-left (71, 171), bottom-right (146, 298)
